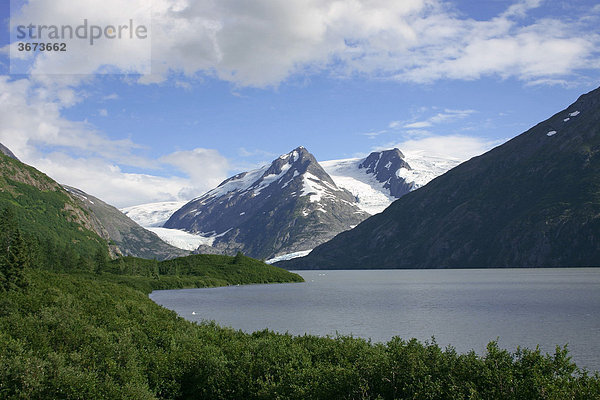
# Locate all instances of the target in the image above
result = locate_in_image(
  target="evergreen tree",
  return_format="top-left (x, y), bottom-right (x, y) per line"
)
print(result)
top-left (94, 248), bottom-right (109, 274)
top-left (0, 208), bottom-right (29, 291)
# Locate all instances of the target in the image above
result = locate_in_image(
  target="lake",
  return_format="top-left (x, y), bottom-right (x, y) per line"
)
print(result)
top-left (150, 268), bottom-right (600, 371)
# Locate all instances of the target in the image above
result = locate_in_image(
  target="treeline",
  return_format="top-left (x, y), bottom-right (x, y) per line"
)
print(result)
top-left (0, 206), bottom-right (301, 293)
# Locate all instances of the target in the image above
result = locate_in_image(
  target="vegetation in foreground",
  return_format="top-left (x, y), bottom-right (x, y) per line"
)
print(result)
top-left (1, 271), bottom-right (599, 400)
top-left (1, 207), bottom-right (600, 399)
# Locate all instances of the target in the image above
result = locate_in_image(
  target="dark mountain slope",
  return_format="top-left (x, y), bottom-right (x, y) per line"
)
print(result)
top-left (358, 148), bottom-right (414, 197)
top-left (279, 87), bottom-right (600, 269)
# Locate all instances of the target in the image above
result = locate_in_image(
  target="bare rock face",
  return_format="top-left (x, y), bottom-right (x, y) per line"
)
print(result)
top-left (0, 143), bottom-right (19, 161)
top-left (64, 186), bottom-right (188, 260)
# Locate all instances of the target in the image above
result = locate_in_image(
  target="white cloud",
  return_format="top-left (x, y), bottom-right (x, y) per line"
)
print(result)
top-left (34, 154), bottom-right (191, 208)
top-left (404, 121), bottom-right (432, 129)
top-left (361, 129), bottom-right (388, 138)
top-left (0, 76), bottom-right (230, 207)
top-left (10, 0), bottom-right (151, 75)
top-left (10, 0), bottom-right (600, 86)
top-left (402, 108), bottom-right (476, 129)
top-left (160, 148), bottom-right (230, 199)
top-left (98, 108), bottom-right (108, 117)
top-left (390, 135), bottom-right (500, 161)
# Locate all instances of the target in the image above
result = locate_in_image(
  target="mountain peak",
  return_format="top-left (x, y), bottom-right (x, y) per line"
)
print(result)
top-left (164, 146), bottom-right (368, 259)
top-left (357, 148), bottom-right (413, 198)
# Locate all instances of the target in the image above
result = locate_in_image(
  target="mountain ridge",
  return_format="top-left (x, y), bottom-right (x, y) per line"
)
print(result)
top-left (0, 144), bottom-right (186, 261)
top-left (64, 186), bottom-right (189, 260)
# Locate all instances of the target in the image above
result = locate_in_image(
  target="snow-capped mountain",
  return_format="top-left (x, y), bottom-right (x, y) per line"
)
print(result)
top-left (164, 146), bottom-right (369, 259)
top-left (322, 148), bottom-right (461, 214)
top-left (123, 146), bottom-right (460, 256)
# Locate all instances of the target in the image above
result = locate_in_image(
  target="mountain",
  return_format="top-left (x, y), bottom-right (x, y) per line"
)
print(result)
top-left (278, 87), bottom-right (600, 269)
top-left (322, 149), bottom-right (461, 214)
top-left (164, 146), bottom-right (370, 259)
top-left (0, 143), bottom-right (186, 261)
top-left (64, 186), bottom-right (189, 260)
top-left (0, 145), bottom-right (112, 259)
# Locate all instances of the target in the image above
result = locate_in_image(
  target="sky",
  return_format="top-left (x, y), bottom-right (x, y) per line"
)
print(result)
top-left (1, 0), bottom-right (599, 207)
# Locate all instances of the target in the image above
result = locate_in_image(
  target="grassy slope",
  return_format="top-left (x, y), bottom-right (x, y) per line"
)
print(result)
top-left (0, 154), bottom-right (107, 259)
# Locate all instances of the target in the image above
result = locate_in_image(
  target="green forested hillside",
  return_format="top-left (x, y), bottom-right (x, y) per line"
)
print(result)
top-left (0, 152), bottom-right (109, 263)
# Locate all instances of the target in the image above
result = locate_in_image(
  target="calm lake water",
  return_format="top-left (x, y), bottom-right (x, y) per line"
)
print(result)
top-left (150, 268), bottom-right (600, 371)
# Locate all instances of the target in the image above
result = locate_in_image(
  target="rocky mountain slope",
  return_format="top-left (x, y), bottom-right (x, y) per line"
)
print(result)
top-left (0, 143), bottom-right (19, 160)
top-left (279, 87), bottom-right (600, 269)
top-left (64, 186), bottom-right (188, 260)
top-left (164, 147), bottom-right (370, 259)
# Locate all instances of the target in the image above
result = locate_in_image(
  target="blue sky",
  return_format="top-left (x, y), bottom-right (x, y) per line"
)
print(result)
top-left (1, 0), bottom-right (599, 207)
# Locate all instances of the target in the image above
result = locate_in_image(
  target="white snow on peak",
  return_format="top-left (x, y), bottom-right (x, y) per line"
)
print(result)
top-left (199, 166), bottom-right (269, 201)
top-left (385, 161), bottom-right (392, 169)
top-left (292, 150), bottom-right (300, 162)
top-left (265, 249), bottom-right (312, 264)
top-left (121, 201), bottom-right (188, 227)
top-left (300, 172), bottom-right (341, 203)
top-left (321, 158), bottom-right (395, 214)
top-left (321, 151), bottom-right (460, 214)
top-left (253, 162), bottom-right (292, 195)
top-left (564, 118), bottom-right (570, 122)
top-left (569, 111), bottom-right (580, 117)
top-left (547, 131), bottom-right (557, 137)
top-left (401, 151), bottom-right (461, 188)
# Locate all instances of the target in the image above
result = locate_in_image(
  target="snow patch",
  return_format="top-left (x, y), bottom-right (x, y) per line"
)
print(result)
top-left (121, 201), bottom-right (188, 227)
top-left (265, 249), bottom-right (312, 264)
top-left (563, 118), bottom-right (570, 122)
top-left (547, 131), bottom-right (557, 137)
top-left (322, 153), bottom-right (460, 215)
top-left (253, 163), bottom-right (292, 195)
top-left (301, 172), bottom-right (337, 203)
top-left (569, 111), bottom-right (580, 117)
top-left (147, 227), bottom-right (217, 250)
